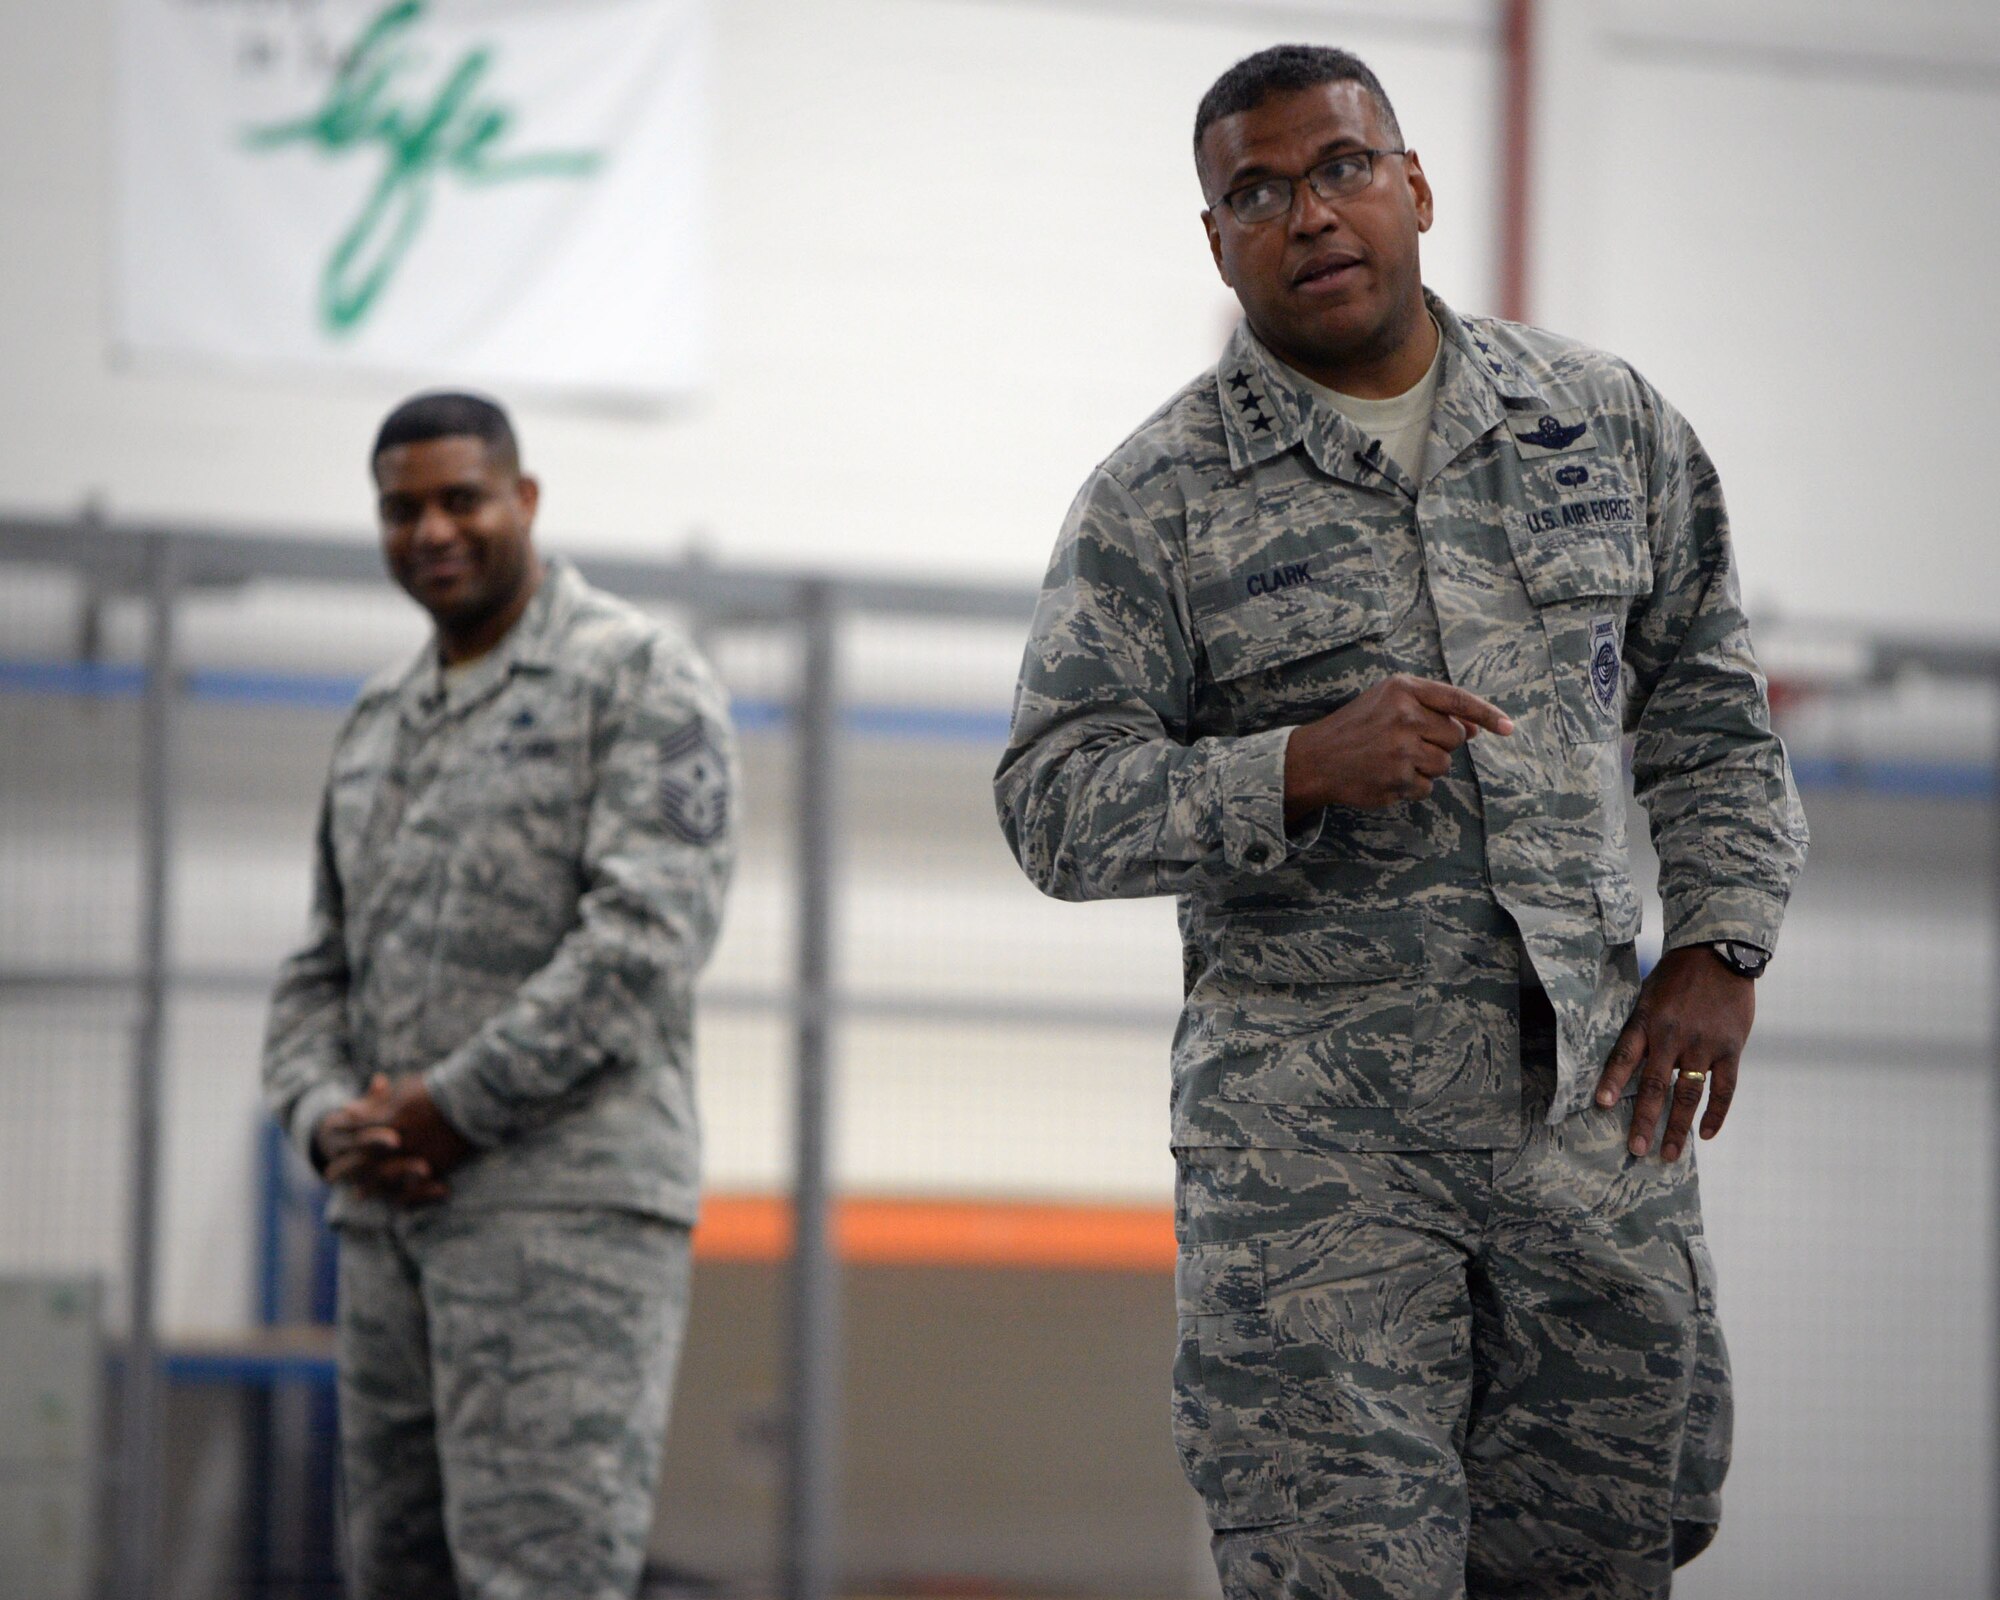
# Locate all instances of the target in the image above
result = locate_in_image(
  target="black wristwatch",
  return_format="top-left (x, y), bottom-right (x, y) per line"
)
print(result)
top-left (1708, 940), bottom-right (1770, 979)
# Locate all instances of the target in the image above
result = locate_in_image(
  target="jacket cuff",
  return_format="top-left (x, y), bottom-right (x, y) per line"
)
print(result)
top-left (423, 1052), bottom-right (511, 1150)
top-left (288, 1080), bottom-right (357, 1173)
top-left (1662, 885), bottom-right (1788, 958)
top-left (1214, 725), bottom-right (1322, 872)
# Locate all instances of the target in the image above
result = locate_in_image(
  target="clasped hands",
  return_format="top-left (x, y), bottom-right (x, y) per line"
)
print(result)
top-left (1282, 673), bottom-right (1755, 1164)
top-left (314, 1072), bottom-right (474, 1205)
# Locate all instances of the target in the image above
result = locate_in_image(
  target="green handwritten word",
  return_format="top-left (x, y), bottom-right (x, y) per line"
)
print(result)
top-left (243, 0), bottom-right (603, 335)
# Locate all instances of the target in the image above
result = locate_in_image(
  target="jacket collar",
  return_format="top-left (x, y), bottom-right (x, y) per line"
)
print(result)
top-left (1214, 290), bottom-right (1548, 489)
top-left (394, 554), bottom-right (577, 725)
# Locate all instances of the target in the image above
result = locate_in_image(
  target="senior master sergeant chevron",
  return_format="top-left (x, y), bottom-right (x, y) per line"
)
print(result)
top-left (994, 46), bottom-right (1806, 1600)
top-left (262, 392), bottom-right (736, 1600)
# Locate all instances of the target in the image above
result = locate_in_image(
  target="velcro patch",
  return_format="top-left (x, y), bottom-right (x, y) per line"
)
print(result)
top-left (659, 720), bottom-right (728, 845)
top-left (1589, 616), bottom-right (1620, 712)
top-left (1511, 408), bottom-right (1595, 457)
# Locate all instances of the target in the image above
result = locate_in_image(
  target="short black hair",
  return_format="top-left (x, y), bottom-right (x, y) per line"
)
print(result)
top-left (371, 390), bottom-right (520, 475)
top-left (1194, 45), bottom-right (1402, 188)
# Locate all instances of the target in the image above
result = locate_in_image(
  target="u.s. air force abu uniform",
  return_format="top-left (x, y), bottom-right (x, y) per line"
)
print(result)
top-left (994, 294), bottom-right (1805, 1597)
top-left (263, 559), bottom-right (736, 1599)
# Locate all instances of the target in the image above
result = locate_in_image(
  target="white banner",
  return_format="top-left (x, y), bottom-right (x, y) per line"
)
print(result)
top-left (114, 0), bottom-right (706, 402)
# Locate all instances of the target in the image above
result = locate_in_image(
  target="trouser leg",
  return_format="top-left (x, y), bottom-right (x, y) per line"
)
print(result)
top-left (1672, 1240), bottom-right (1731, 1565)
top-left (422, 1208), bottom-right (693, 1600)
top-left (1175, 1147), bottom-right (1484, 1600)
top-left (1174, 1131), bottom-right (1727, 1598)
top-left (334, 1223), bottom-right (459, 1600)
top-left (1462, 1093), bottom-right (1710, 1600)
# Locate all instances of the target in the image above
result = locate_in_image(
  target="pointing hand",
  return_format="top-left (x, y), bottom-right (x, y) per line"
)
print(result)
top-left (1284, 674), bottom-right (1513, 823)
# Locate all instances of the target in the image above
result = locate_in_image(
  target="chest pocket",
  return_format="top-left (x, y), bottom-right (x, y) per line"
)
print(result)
top-left (1189, 543), bottom-right (1398, 727)
top-left (445, 731), bottom-right (592, 862)
top-left (1503, 498), bottom-right (1653, 747)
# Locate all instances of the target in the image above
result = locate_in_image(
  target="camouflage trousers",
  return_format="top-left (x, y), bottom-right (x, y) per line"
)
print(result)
top-left (1173, 1004), bottom-right (1730, 1600)
top-left (333, 1207), bottom-right (693, 1600)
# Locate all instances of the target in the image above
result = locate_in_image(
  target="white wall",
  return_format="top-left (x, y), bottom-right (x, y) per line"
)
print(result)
top-left (1532, 0), bottom-right (2000, 633)
top-left (0, 0), bottom-right (1497, 579)
top-left (10, 2), bottom-right (1993, 624)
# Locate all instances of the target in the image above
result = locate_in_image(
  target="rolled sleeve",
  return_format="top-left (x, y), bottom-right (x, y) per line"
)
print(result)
top-left (1661, 885), bottom-right (1789, 959)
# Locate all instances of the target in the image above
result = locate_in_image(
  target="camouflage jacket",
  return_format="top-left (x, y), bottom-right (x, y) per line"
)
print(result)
top-left (263, 560), bottom-right (737, 1223)
top-left (995, 294), bottom-right (1806, 1152)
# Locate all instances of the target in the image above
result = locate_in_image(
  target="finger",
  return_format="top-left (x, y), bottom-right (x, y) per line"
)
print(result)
top-left (1406, 678), bottom-right (1513, 736)
top-left (323, 1135), bottom-right (405, 1187)
top-left (372, 1157), bottom-right (436, 1193)
top-left (1698, 1056), bottom-right (1738, 1141)
top-left (1410, 706), bottom-right (1470, 753)
top-left (345, 1156), bottom-right (427, 1201)
top-left (324, 1151), bottom-right (383, 1186)
top-left (1410, 742), bottom-right (1452, 780)
top-left (395, 1173), bottom-right (450, 1206)
top-left (1626, 1053), bottom-right (1677, 1157)
top-left (1659, 1065), bottom-right (1710, 1163)
top-left (1596, 1018), bottom-right (1647, 1107)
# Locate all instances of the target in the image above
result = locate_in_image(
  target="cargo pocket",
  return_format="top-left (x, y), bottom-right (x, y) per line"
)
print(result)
top-left (1173, 1240), bottom-right (1297, 1531)
top-left (1213, 907), bottom-right (1425, 1109)
top-left (1502, 512), bottom-right (1653, 747)
top-left (1595, 875), bottom-right (1643, 947)
top-left (1675, 1232), bottom-right (1733, 1547)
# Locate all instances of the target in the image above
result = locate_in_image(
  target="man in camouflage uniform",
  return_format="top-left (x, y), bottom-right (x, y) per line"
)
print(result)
top-left (263, 392), bottom-right (736, 1600)
top-left (994, 47), bottom-right (1804, 1599)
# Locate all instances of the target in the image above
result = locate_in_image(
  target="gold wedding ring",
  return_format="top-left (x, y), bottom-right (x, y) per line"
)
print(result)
top-left (1677, 1069), bottom-right (1708, 1083)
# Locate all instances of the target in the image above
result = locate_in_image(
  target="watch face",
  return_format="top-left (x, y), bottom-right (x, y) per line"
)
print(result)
top-left (1720, 941), bottom-right (1768, 977)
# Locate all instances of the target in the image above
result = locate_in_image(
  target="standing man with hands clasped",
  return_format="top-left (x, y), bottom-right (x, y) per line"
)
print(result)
top-left (263, 392), bottom-right (737, 1600)
top-left (995, 45), bottom-right (1805, 1600)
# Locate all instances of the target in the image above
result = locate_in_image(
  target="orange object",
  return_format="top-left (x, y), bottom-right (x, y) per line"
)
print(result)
top-left (692, 1194), bottom-right (1175, 1273)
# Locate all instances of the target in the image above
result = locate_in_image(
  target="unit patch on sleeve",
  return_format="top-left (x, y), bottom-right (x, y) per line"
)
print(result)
top-left (659, 719), bottom-right (728, 845)
top-left (1589, 616), bottom-right (1620, 713)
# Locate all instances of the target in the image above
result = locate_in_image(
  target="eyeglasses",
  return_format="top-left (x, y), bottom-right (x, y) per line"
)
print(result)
top-left (1215, 148), bottom-right (1407, 226)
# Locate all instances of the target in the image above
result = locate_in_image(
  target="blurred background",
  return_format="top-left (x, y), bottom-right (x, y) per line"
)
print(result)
top-left (1, 0), bottom-right (1996, 1596)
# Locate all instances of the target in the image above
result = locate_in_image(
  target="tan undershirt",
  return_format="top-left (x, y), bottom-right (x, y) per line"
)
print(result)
top-left (1292, 317), bottom-right (1445, 483)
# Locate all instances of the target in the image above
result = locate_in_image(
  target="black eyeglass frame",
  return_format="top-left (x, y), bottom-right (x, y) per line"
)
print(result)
top-left (1213, 147), bottom-right (1409, 227)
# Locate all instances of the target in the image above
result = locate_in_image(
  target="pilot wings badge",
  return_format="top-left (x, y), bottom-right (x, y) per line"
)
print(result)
top-left (1511, 409), bottom-right (1594, 457)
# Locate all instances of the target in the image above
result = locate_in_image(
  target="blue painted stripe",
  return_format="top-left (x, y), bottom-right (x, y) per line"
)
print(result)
top-left (847, 703), bottom-right (1011, 743)
top-left (731, 698), bottom-right (789, 734)
top-left (186, 668), bottom-right (363, 709)
top-left (0, 660), bottom-right (149, 696)
top-left (1787, 755), bottom-right (1994, 801)
top-left (161, 1349), bottom-right (338, 1387)
top-left (1, 658), bottom-right (1991, 798)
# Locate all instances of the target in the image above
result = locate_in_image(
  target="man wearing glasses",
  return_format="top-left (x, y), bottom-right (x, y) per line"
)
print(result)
top-left (995, 45), bottom-right (1804, 1599)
